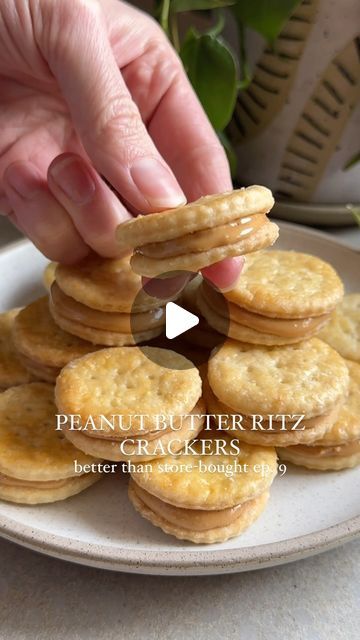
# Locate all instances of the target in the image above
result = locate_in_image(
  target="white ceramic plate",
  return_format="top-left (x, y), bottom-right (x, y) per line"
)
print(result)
top-left (0, 224), bottom-right (359, 575)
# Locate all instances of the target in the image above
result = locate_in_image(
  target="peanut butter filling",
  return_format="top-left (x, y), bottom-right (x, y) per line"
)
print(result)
top-left (0, 472), bottom-right (70, 490)
top-left (202, 282), bottom-right (330, 338)
top-left (131, 480), bottom-right (255, 531)
top-left (138, 214), bottom-right (267, 259)
top-left (51, 283), bottom-right (165, 333)
top-left (289, 438), bottom-right (360, 458)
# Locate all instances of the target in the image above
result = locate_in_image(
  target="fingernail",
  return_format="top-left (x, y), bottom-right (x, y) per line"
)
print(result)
top-left (5, 163), bottom-right (43, 199)
top-left (130, 157), bottom-right (186, 209)
top-left (50, 156), bottom-right (96, 205)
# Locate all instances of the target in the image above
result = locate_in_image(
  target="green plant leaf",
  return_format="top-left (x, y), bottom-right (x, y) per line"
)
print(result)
top-left (180, 32), bottom-right (238, 131)
top-left (206, 10), bottom-right (225, 37)
top-left (232, 0), bottom-right (301, 42)
top-left (344, 151), bottom-right (360, 171)
top-left (172, 0), bottom-right (235, 12)
top-left (346, 205), bottom-right (360, 226)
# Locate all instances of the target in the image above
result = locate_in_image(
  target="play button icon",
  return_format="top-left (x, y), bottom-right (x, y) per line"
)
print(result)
top-left (165, 302), bottom-right (199, 339)
top-left (130, 269), bottom-right (229, 369)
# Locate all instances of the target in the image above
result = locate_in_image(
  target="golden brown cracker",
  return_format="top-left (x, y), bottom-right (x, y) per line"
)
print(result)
top-left (13, 297), bottom-right (97, 368)
top-left (130, 434), bottom-right (277, 510)
top-left (64, 400), bottom-right (205, 462)
top-left (0, 383), bottom-right (100, 481)
top-left (55, 254), bottom-right (174, 313)
top-left (318, 294), bottom-right (360, 362)
top-left (202, 281), bottom-right (330, 338)
top-left (130, 221), bottom-right (278, 276)
top-left (0, 471), bottom-right (101, 504)
top-left (225, 251), bottom-right (344, 318)
top-left (277, 441), bottom-right (360, 471)
top-left (0, 309), bottom-right (32, 389)
top-left (51, 282), bottom-right (165, 333)
top-left (208, 339), bottom-right (349, 418)
top-left (304, 360), bottom-right (360, 447)
top-left (50, 302), bottom-right (163, 346)
top-left (198, 292), bottom-right (311, 345)
top-left (117, 186), bottom-right (274, 247)
top-left (129, 481), bottom-right (269, 544)
top-left (56, 346), bottom-right (202, 434)
top-left (204, 379), bottom-right (340, 446)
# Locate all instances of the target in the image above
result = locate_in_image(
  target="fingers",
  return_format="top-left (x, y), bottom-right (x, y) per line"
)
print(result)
top-left (3, 153), bottom-right (130, 261)
top-left (202, 258), bottom-right (244, 292)
top-left (41, 0), bottom-right (185, 213)
top-left (123, 36), bottom-right (239, 289)
top-left (144, 59), bottom-right (233, 201)
top-left (47, 153), bottom-right (131, 257)
top-left (3, 161), bottom-right (89, 263)
top-left (154, 74), bottom-right (242, 290)
top-left (142, 274), bottom-right (191, 300)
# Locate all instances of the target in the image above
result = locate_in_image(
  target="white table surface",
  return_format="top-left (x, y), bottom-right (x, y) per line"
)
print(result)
top-left (0, 216), bottom-right (359, 640)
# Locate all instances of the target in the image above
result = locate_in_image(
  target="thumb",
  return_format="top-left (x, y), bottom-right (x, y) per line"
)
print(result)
top-left (39, 0), bottom-right (185, 213)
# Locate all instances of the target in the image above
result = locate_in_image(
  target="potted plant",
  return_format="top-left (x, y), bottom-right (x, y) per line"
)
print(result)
top-left (144, 0), bottom-right (360, 225)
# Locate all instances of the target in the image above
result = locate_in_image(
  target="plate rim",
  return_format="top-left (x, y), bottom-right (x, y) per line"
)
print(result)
top-left (273, 201), bottom-right (357, 228)
top-left (275, 201), bottom-right (355, 214)
top-left (0, 227), bottom-right (359, 574)
top-left (0, 510), bottom-right (359, 574)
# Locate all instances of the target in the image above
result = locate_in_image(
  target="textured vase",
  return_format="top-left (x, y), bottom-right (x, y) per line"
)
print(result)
top-left (228, 0), bottom-right (360, 222)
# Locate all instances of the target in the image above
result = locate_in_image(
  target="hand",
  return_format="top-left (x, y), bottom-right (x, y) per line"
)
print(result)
top-left (0, 0), bottom-right (242, 288)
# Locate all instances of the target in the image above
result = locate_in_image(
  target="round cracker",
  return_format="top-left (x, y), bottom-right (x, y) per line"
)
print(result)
top-left (51, 282), bottom-right (165, 333)
top-left (140, 214), bottom-right (268, 259)
top-left (202, 281), bottom-right (330, 338)
top-left (50, 302), bottom-right (163, 346)
top-left (55, 346), bottom-right (202, 433)
top-left (0, 309), bottom-right (32, 389)
top-left (311, 360), bottom-right (360, 447)
top-left (318, 294), bottom-right (360, 362)
top-left (208, 338), bottom-right (349, 418)
top-left (204, 382), bottom-right (339, 446)
top-left (130, 221), bottom-right (278, 276)
top-left (225, 250), bottom-right (344, 318)
top-left (129, 481), bottom-right (269, 544)
top-left (64, 400), bottom-right (205, 462)
top-left (0, 471), bottom-right (100, 504)
top-left (0, 383), bottom-right (100, 481)
top-left (130, 434), bottom-right (277, 510)
top-left (198, 291), bottom-right (309, 345)
top-left (116, 186), bottom-right (274, 248)
top-left (277, 443), bottom-right (360, 472)
top-left (231, 425), bottom-right (333, 447)
top-left (13, 297), bottom-right (97, 368)
top-left (55, 254), bottom-right (172, 313)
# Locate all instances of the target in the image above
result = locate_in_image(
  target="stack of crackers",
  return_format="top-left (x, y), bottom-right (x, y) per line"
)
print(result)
top-left (0, 185), bottom-right (359, 545)
top-left (202, 250), bottom-right (360, 474)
